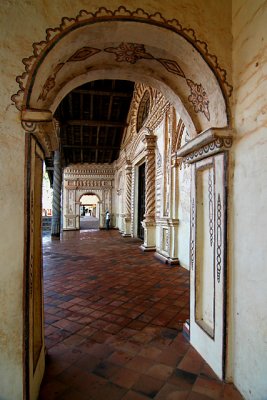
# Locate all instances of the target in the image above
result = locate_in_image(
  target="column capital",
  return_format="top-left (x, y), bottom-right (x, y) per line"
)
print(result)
top-left (21, 108), bottom-right (60, 156)
top-left (125, 160), bottom-right (132, 173)
top-left (142, 134), bottom-right (157, 150)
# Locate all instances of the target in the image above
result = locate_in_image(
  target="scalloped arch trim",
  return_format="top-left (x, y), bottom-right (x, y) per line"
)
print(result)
top-left (11, 6), bottom-right (232, 111)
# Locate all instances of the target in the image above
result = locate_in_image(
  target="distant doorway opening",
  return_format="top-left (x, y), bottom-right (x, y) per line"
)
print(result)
top-left (80, 194), bottom-right (100, 230)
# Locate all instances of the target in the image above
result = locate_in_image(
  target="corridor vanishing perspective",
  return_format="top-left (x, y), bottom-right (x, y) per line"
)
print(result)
top-left (1, 2), bottom-right (267, 400)
top-left (39, 230), bottom-right (242, 400)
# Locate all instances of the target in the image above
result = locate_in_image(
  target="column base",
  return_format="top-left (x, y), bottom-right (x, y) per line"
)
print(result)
top-left (122, 216), bottom-right (131, 237)
top-left (141, 219), bottom-right (156, 251)
top-left (154, 251), bottom-right (180, 265)
top-left (140, 244), bottom-right (156, 252)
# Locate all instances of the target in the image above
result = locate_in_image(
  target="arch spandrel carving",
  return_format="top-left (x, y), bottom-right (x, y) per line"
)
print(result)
top-left (12, 7), bottom-right (231, 135)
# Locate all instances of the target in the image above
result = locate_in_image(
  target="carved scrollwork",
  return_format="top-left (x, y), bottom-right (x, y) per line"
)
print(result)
top-left (21, 120), bottom-right (37, 133)
top-left (208, 168), bottom-right (214, 247)
top-left (184, 137), bottom-right (233, 164)
top-left (12, 6), bottom-right (232, 112)
top-left (216, 194), bottom-right (222, 283)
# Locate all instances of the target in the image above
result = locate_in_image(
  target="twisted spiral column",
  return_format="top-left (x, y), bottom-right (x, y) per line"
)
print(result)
top-left (125, 162), bottom-right (132, 217)
top-left (51, 150), bottom-right (62, 237)
top-left (143, 134), bottom-right (157, 222)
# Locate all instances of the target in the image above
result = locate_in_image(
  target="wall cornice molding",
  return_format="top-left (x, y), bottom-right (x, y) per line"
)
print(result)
top-left (176, 128), bottom-right (232, 164)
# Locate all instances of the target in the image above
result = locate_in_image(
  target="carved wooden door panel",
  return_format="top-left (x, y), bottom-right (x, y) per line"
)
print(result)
top-left (26, 136), bottom-right (45, 400)
top-left (138, 163), bottom-right (146, 239)
top-left (190, 153), bottom-right (227, 379)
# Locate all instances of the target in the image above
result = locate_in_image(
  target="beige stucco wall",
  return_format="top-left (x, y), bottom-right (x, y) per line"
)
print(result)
top-left (0, 101), bottom-right (25, 396)
top-left (231, 1), bottom-right (267, 399)
top-left (1, 4), bottom-right (26, 394)
top-left (1, 0), bottom-right (232, 83)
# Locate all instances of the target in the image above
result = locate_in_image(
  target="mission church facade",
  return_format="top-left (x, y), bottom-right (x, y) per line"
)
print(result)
top-left (0, 1), bottom-right (266, 399)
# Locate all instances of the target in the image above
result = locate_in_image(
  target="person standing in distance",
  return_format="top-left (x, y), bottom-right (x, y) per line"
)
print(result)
top-left (105, 210), bottom-right (110, 230)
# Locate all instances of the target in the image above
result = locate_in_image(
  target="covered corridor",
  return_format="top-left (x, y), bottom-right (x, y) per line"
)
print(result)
top-left (39, 230), bottom-right (242, 400)
top-left (1, 3), bottom-right (266, 399)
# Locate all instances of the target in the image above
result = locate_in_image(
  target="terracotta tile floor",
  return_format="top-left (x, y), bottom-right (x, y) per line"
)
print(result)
top-left (39, 229), bottom-right (243, 400)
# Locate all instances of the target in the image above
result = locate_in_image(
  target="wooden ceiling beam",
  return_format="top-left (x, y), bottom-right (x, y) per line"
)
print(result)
top-left (62, 144), bottom-right (120, 150)
top-left (72, 89), bottom-right (132, 97)
top-left (66, 120), bottom-right (127, 128)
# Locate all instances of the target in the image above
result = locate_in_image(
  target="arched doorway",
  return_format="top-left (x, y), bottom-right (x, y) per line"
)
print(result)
top-left (80, 194), bottom-right (100, 230)
top-left (12, 8), bottom-right (232, 398)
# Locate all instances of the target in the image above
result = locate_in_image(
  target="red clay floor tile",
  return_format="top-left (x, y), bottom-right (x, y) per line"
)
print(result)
top-left (39, 229), bottom-right (243, 400)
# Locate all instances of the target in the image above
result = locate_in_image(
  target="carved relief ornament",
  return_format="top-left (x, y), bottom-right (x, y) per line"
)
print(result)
top-left (176, 128), bottom-right (233, 164)
top-left (11, 6), bottom-right (232, 114)
top-left (21, 109), bottom-right (59, 157)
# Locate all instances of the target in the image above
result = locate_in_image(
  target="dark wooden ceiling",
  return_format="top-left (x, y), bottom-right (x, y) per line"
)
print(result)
top-left (55, 80), bottom-right (134, 165)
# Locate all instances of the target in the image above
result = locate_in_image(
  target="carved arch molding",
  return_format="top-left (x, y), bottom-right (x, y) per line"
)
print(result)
top-left (13, 6), bottom-right (232, 138)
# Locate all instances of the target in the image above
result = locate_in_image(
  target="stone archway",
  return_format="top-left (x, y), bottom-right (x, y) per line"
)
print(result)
top-left (79, 193), bottom-right (101, 230)
top-left (13, 7), bottom-right (231, 135)
top-left (12, 7), bottom-right (233, 399)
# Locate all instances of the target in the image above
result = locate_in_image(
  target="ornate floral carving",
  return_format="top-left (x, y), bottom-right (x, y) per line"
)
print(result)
top-left (186, 79), bottom-right (210, 121)
top-left (12, 6), bottom-right (232, 112)
top-left (104, 42), bottom-right (153, 64)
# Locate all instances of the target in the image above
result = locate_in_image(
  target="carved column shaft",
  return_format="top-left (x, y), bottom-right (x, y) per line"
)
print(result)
top-left (130, 165), bottom-right (135, 236)
top-left (125, 162), bottom-right (132, 217)
top-left (143, 135), bottom-right (157, 221)
top-left (51, 150), bottom-right (62, 237)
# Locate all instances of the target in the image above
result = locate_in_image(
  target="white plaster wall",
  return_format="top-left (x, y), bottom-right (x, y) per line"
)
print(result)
top-left (231, 1), bottom-right (267, 398)
top-left (177, 165), bottom-right (191, 270)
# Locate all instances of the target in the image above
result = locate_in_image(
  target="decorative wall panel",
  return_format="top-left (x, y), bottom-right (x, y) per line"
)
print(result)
top-left (190, 153), bottom-right (228, 379)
